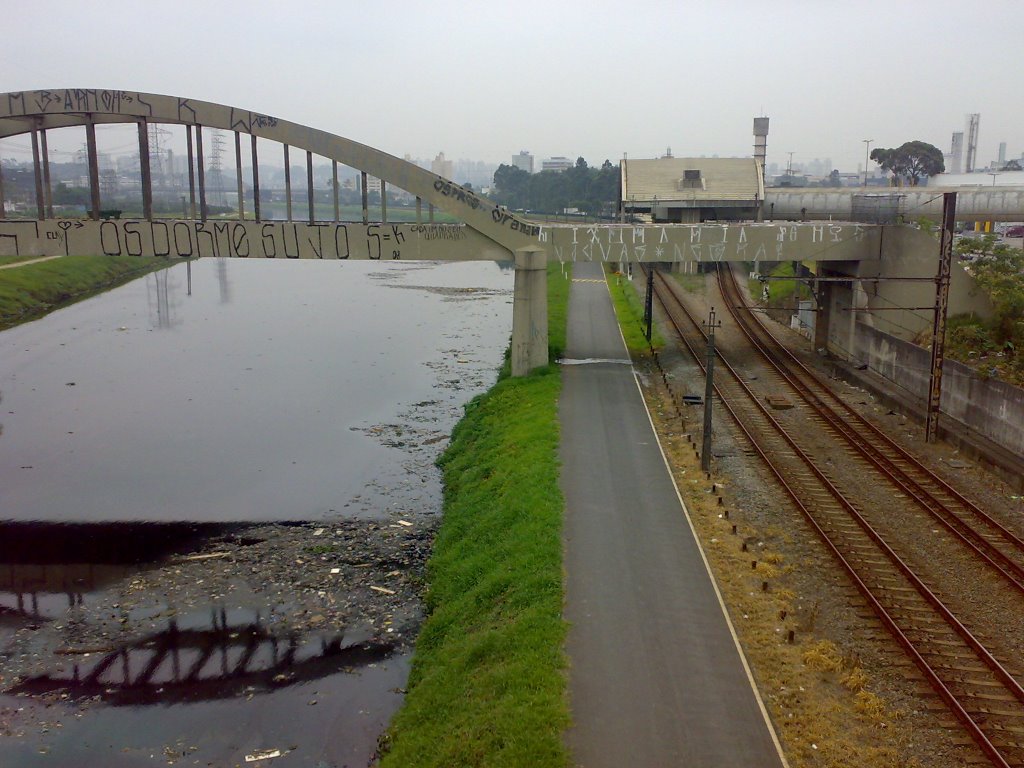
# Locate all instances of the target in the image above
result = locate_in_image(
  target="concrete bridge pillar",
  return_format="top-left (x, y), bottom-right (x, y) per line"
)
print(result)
top-left (511, 246), bottom-right (549, 377)
top-left (813, 275), bottom-right (832, 353)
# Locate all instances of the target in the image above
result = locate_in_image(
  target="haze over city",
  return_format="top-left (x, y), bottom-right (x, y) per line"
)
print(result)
top-left (3, 0), bottom-right (1023, 174)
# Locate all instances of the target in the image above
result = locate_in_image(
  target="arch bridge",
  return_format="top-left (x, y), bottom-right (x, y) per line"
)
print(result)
top-left (0, 89), bottom-right (990, 374)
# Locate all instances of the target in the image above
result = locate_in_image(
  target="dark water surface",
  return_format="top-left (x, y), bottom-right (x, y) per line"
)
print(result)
top-left (0, 258), bottom-right (513, 766)
top-left (0, 258), bottom-right (512, 523)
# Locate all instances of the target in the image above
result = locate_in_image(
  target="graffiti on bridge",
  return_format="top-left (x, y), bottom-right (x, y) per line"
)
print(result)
top-left (0, 220), bottom-right (475, 261)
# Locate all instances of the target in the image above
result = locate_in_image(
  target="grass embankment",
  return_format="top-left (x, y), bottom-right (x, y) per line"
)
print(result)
top-left (603, 263), bottom-right (664, 353)
top-left (0, 255), bottom-right (174, 331)
top-left (380, 263), bottom-right (571, 767)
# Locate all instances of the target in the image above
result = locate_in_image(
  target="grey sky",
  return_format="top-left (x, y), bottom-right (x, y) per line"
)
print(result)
top-left (4, 0), bottom-right (1023, 172)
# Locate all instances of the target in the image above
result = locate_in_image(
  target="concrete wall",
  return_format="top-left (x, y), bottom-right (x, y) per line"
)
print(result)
top-left (821, 225), bottom-right (992, 349)
top-left (852, 322), bottom-right (1024, 456)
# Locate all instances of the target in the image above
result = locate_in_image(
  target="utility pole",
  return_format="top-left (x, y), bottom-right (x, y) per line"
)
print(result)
top-left (701, 307), bottom-right (722, 472)
top-left (643, 265), bottom-right (655, 342)
top-left (925, 192), bottom-right (956, 443)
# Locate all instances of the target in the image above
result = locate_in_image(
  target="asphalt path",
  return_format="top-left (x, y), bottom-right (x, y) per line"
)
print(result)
top-left (560, 260), bottom-right (786, 767)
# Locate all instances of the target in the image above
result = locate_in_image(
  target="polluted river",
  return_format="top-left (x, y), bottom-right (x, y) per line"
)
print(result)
top-left (0, 257), bottom-right (514, 767)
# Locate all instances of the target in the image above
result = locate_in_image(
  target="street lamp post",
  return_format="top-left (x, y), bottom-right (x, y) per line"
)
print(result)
top-left (863, 139), bottom-right (873, 187)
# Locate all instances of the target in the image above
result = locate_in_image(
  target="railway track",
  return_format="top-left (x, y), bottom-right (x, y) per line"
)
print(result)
top-left (645, 264), bottom-right (1024, 767)
top-left (714, 265), bottom-right (1024, 592)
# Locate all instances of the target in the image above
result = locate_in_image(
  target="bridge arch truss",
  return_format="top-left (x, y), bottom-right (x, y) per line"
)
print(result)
top-left (0, 88), bottom-right (539, 256)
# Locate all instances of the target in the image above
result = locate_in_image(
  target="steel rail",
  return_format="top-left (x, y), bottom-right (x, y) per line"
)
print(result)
top-left (720, 265), bottom-right (1024, 558)
top-left (713, 266), bottom-right (1024, 592)
top-left (645, 266), bottom-right (1022, 767)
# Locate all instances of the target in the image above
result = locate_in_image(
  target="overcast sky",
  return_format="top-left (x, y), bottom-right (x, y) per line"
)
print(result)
top-left (3, 0), bottom-right (1023, 172)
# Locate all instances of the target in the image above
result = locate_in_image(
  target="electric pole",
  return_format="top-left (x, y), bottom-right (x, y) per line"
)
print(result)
top-left (701, 307), bottom-right (722, 472)
top-left (643, 265), bottom-right (655, 342)
top-left (925, 192), bottom-right (957, 443)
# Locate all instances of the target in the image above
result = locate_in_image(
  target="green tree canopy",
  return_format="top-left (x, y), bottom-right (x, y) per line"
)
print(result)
top-left (870, 141), bottom-right (945, 186)
top-left (492, 163), bottom-right (532, 209)
top-left (491, 157), bottom-right (619, 216)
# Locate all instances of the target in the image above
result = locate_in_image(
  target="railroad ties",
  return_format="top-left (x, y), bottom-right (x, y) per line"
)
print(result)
top-left (641, 263), bottom-right (1024, 768)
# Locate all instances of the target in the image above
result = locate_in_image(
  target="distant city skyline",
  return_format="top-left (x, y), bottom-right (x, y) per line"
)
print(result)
top-left (3, 1), bottom-right (1022, 177)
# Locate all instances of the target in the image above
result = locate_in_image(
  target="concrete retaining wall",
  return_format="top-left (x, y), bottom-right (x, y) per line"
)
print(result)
top-left (853, 323), bottom-right (1024, 456)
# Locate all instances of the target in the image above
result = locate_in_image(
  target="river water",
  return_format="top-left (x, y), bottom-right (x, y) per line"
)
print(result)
top-left (0, 258), bottom-right (513, 766)
top-left (0, 258), bottom-right (513, 523)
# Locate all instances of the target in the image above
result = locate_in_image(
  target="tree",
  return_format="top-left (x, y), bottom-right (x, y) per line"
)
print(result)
top-left (491, 157), bottom-right (620, 216)
top-left (870, 141), bottom-right (945, 186)
top-left (957, 234), bottom-right (1024, 347)
top-left (820, 169), bottom-right (842, 187)
top-left (492, 163), bottom-right (531, 209)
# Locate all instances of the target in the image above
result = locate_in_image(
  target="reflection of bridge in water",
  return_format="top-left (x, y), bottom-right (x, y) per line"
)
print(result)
top-left (10, 606), bottom-right (393, 706)
top-left (0, 521), bottom-right (245, 620)
top-left (0, 562), bottom-right (132, 618)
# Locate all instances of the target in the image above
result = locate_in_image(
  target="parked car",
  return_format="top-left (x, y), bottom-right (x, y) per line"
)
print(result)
top-left (1005, 225), bottom-right (1024, 237)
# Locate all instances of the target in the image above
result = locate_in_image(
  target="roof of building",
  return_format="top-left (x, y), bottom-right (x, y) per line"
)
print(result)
top-left (621, 157), bottom-right (762, 203)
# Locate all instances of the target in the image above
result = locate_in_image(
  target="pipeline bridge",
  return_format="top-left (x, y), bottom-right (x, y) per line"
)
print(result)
top-left (0, 88), bottom-right (1019, 374)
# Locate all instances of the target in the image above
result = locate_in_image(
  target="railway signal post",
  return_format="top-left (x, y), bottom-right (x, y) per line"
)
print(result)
top-left (701, 307), bottom-right (722, 472)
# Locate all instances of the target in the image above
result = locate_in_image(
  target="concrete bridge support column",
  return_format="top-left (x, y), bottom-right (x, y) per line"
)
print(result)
top-left (511, 246), bottom-right (549, 377)
top-left (813, 275), bottom-right (832, 353)
top-left (847, 279), bottom-right (869, 362)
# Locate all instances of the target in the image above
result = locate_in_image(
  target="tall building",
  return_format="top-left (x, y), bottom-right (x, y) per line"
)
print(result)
top-left (542, 156), bottom-right (573, 173)
top-left (431, 151), bottom-right (453, 179)
top-left (998, 142), bottom-right (1007, 166)
top-left (512, 150), bottom-right (534, 174)
top-left (965, 113), bottom-right (980, 173)
top-left (949, 131), bottom-right (964, 175)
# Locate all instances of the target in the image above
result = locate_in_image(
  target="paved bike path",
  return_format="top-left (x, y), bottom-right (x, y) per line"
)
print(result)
top-left (560, 260), bottom-right (786, 767)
